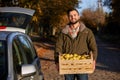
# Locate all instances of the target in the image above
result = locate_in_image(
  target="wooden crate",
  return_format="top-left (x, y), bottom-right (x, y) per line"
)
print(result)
top-left (59, 53), bottom-right (94, 75)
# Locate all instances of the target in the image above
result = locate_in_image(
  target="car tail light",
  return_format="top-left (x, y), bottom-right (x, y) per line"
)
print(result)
top-left (0, 26), bottom-right (6, 29)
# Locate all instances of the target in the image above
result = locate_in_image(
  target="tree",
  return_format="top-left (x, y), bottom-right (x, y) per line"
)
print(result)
top-left (104, 0), bottom-right (120, 25)
top-left (81, 8), bottom-right (106, 33)
top-left (103, 0), bottom-right (120, 35)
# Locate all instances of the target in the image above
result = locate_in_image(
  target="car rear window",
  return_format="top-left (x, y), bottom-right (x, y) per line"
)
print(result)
top-left (0, 13), bottom-right (31, 29)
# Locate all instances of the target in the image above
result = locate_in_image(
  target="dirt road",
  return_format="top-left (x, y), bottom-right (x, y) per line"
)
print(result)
top-left (33, 36), bottom-right (120, 80)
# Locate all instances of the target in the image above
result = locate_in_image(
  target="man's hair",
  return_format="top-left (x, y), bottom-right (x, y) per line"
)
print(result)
top-left (67, 8), bottom-right (79, 16)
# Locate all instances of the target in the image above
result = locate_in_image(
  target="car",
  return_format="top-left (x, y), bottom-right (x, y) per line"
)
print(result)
top-left (0, 31), bottom-right (44, 80)
top-left (0, 7), bottom-right (35, 34)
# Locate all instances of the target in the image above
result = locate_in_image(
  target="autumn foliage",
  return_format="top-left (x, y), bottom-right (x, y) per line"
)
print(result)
top-left (81, 8), bottom-right (106, 32)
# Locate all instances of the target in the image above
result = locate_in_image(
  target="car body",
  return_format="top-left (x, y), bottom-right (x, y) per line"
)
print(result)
top-left (0, 31), bottom-right (44, 80)
top-left (0, 7), bottom-right (35, 34)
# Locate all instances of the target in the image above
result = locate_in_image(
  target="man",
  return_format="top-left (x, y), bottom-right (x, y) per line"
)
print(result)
top-left (54, 8), bottom-right (98, 80)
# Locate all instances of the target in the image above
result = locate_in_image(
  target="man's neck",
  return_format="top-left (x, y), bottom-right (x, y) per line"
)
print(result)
top-left (70, 22), bottom-right (80, 29)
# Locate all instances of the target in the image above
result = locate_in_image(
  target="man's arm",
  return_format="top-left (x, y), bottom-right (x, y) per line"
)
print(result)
top-left (54, 32), bottom-right (63, 64)
top-left (87, 30), bottom-right (98, 71)
top-left (87, 30), bottom-right (98, 60)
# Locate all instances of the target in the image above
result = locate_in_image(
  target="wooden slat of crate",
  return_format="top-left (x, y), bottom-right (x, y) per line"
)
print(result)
top-left (59, 54), bottom-right (94, 74)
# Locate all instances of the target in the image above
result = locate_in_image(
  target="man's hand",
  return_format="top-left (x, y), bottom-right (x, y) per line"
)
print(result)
top-left (93, 60), bottom-right (96, 72)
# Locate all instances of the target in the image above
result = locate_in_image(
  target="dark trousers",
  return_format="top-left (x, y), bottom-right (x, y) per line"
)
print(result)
top-left (64, 74), bottom-right (88, 80)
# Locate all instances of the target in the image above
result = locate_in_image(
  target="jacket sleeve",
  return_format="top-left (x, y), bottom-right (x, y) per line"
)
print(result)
top-left (54, 32), bottom-right (63, 63)
top-left (87, 30), bottom-right (98, 60)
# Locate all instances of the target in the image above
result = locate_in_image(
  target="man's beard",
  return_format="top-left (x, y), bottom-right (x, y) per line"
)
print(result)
top-left (70, 19), bottom-right (80, 25)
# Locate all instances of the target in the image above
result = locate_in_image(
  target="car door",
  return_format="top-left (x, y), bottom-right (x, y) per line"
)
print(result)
top-left (0, 41), bottom-right (7, 80)
top-left (12, 34), bottom-right (41, 80)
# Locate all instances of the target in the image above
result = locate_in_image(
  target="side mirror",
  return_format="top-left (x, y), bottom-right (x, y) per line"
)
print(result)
top-left (21, 64), bottom-right (36, 77)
